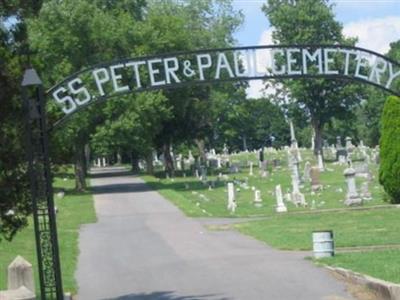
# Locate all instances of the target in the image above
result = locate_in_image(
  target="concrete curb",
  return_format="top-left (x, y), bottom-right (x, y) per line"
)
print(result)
top-left (326, 266), bottom-right (400, 300)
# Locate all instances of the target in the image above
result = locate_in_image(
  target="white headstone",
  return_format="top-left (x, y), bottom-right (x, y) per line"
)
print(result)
top-left (249, 162), bottom-right (253, 176)
top-left (254, 190), bottom-right (262, 207)
top-left (7, 256), bottom-right (34, 293)
top-left (344, 165), bottom-right (362, 206)
top-left (317, 152), bottom-right (324, 171)
top-left (227, 182), bottom-right (237, 213)
top-left (275, 185), bottom-right (287, 212)
top-left (102, 157), bottom-right (106, 167)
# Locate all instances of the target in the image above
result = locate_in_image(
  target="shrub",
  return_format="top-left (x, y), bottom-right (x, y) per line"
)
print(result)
top-left (379, 96), bottom-right (400, 203)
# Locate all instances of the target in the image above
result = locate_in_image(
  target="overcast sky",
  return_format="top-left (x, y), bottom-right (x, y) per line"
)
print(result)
top-left (231, 0), bottom-right (400, 98)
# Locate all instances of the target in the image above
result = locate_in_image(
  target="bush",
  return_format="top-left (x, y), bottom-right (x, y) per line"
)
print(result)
top-left (379, 96), bottom-right (400, 203)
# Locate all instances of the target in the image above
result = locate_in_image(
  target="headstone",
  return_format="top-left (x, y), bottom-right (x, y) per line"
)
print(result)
top-left (217, 156), bottom-right (222, 169)
top-left (317, 151), bottom-right (324, 171)
top-left (336, 136), bottom-right (343, 149)
top-left (249, 162), bottom-right (254, 176)
top-left (290, 157), bottom-right (306, 206)
top-left (310, 167), bottom-right (322, 191)
top-left (96, 158), bottom-right (101, 167)
top-left (227, 182), bottom-right (237, 213)
top-left (223, 144), bottom-right (229, 156)
top-left (360, 182), bottom-right (372, 200)
top-left (254, 190), bottom-right (262, 207)
top-left (195, 169), bottom-right (200, 179)
top-left (345, 136), bottom-right (355, 153)
top-left (343, 164), bottom-right (363, 206)
top-left (303, 161), bottom-right (311, 182)
top-left (7, 256), bottom-right (34, 293)
top-left (102, 157), bottom-right (106, 167)
top-left (275, 185), bottom-right (287, 212)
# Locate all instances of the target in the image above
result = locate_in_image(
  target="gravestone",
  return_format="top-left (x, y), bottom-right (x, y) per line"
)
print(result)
top-left (254, 190), bottom-right (262, 207)
top-left (310, 167), bottom-right (322, 191)
top-left (344, 165), bottom-right (363, 206)
top-left (317, 151), bottom-right (324, 171)
top-left (227, 182), bottom-right (237, 213)
top-left (249, 162), bottom-right (254, 176)
top-left (303, 161), bottom-right (311, 182)
top-left (275, 185), bottom-right (287, 212)
top-left (360, 182), bottom-right (372, 200)
top-left (7, 256), bottom-right (35, 293)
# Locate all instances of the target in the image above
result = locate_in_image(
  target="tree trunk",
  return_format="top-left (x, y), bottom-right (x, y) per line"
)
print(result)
top-left (163, 143), bottom-right (174, 177)
top-left (84, 144), bottom-right (90, 175)
top-left (145, 151), bottom-right (154, 175)
top-left (242, 135), bottom-right (248, 151)
top-left (194, 138), bottom-right (207, 165)
top-left (312, 120), bottom-right (323, 156)
top-left (131, 151), bottom-right (140, 174)
top-left (74, 143), bottom-right (87, 191)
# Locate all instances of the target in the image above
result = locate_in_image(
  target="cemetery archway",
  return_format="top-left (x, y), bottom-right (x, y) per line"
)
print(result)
top-left (22, 44), bottom-right (400, 299)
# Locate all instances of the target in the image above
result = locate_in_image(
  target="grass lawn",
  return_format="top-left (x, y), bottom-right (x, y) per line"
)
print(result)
top-left (318, 250), bottom-right (400, 284)
top-left (0, 168), bottom-right (96, 294)
top-left (235, 208), bottom-right (400, 250)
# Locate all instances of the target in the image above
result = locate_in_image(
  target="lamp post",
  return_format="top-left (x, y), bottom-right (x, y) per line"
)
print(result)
top-left (22, 68), bottom-right (64, 300)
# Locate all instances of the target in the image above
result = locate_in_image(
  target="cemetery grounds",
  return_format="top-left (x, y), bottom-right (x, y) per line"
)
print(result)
top-left (142, 148), bottom-right (400, 284)
top-left (1, 149), bottom-right (399, 292)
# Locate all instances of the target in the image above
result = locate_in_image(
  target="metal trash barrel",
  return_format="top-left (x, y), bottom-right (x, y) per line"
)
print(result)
top-left (312, 230), bottom-right (334, 258)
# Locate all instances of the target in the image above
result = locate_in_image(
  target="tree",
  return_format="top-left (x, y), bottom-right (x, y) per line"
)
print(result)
top-left (0, 1), bottom-right (43, 241)
top-left (139, 0), bottom-right (243, 175)
top-left (262, 0), bottom-right (364, 155)
top-left (90, 92), bottom-right (172, 174)
top-left (28, 0), bottom-right (146, 190)
top-left (379, 96), bottom-right (400, 203)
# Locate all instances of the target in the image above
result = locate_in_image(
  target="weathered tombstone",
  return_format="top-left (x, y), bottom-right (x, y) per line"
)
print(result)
top-left (7, 256), bottom-right (35, 293)
top-left (310, 167), bottom-right (322, 191)
top-left (344, 164), bottom-right (363, 206)
top-left (345, 136), bottom-right (355, 153)
top-left (194, 169), bottom-right (200, 179)
top-left (303, 161), bottom-right (311, 182)
top-left (291, 158), bottom-right (306, 206)
top-left (360, 182), bottom-right (372, 200)
top-left (317, 151), bottom-right (324, 171)
top-left (249, 162), bottom-right (254, 176)
top-left (227, 182), bottom-right (237, 213)
top-left (275, 185), bottom-right (287, 212)
top-left (102, 157), bottom-right (106, 167)
top-left (217, 156), bottom-right (222, 169)
top-left (254, 190), bottom-right (262, 207)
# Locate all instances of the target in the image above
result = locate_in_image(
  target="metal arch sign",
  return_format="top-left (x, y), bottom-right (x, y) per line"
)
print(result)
top-left (48, 44), bottom-right (400, 128)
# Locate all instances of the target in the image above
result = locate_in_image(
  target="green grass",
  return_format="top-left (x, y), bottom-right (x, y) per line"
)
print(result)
top-left (0, 168), bottom-right (96, 294)
top-left (142, 149), bottom-right (386, 218)
top-left (235, 208), bottom-right (400, 250)
top-left (319, 250), bottom-right (400, 284)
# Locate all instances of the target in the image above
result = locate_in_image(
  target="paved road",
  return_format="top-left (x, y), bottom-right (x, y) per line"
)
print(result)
top-left (76, 167), bottom-right (354, 300)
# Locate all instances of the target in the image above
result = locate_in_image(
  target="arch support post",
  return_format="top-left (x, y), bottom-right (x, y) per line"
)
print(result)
top-left (22, 68), bottom-right (64, 300)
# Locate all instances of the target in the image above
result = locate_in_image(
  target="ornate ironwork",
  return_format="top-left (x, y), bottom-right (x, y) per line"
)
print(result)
top-left (22, 69), bottom-right (64, 300)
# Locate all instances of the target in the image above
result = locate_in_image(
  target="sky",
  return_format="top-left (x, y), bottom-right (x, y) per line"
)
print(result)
top-left (231, 0), bottom-right (400, 98)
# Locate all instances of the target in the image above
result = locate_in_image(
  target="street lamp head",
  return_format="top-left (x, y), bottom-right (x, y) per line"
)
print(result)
top-left (21, 68), bottom-right (42, 86)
